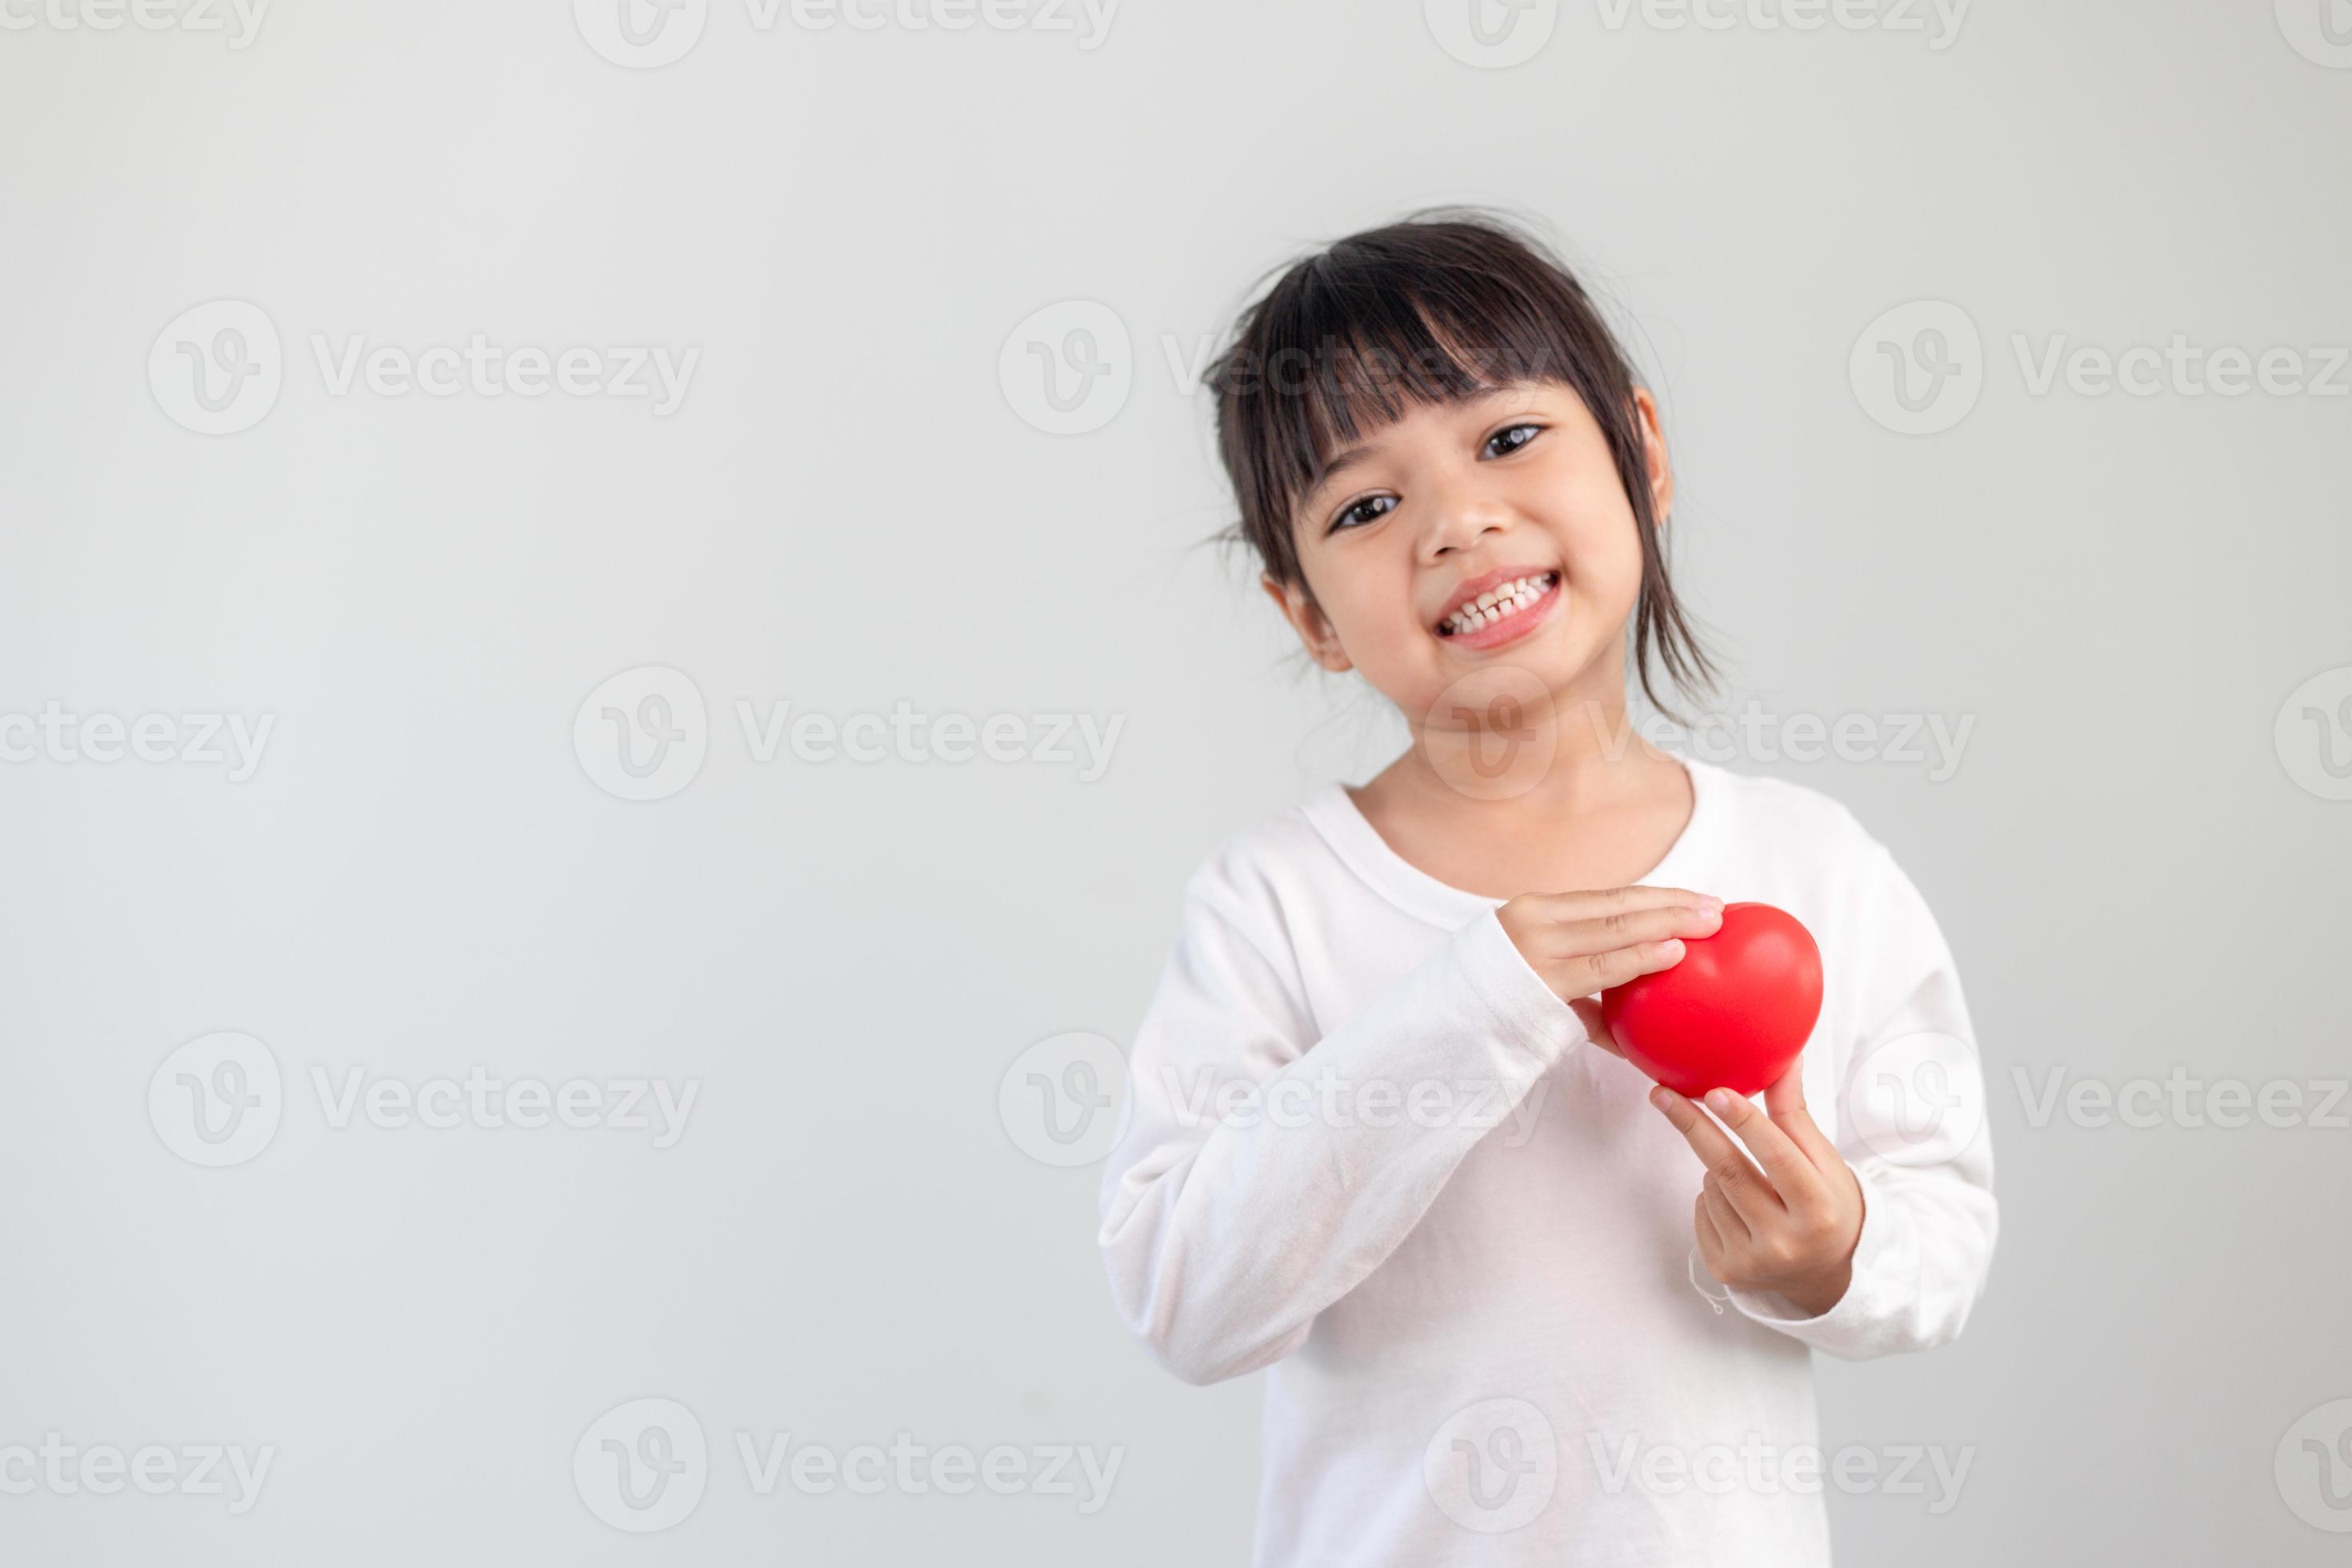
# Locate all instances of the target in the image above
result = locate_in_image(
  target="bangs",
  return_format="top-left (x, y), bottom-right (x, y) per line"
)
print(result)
top-left (1207, 214), bottom-right (1637, 580)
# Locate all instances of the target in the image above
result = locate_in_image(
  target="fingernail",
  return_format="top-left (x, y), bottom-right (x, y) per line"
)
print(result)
top-left (1648, 1086), bottom-right (1670, 1110)
top-left (1706, 1088), bottom-right (1737, 1114)
top-left (1700, 895), bottom-right (1723, 912)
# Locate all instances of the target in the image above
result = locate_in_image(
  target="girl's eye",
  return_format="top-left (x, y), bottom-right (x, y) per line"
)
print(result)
top-left (1330, 494), bottom-right (1398, 534)
top-left (1482, 422), bottom-right (1542, 458)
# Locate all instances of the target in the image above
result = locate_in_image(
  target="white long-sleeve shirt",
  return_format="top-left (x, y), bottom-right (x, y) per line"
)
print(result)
top-left (1097, 754), bottom-right (1997, 1566)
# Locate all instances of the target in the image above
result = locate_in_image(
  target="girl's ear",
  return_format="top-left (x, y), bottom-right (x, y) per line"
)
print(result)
top-left (1632, 386), bottom-right (1674, 527)
top-left (1260, 572), bottom-right (1354, 674)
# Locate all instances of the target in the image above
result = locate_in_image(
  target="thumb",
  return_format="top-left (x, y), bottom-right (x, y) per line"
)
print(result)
top-left (1566, 997), bottom-right (1625, 1059)
top-left (1763, 1056), bottom-right (1838, 1168)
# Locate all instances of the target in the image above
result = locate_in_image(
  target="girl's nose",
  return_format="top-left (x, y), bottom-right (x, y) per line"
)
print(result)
top-left (1419, 480), bottom-right (1514, 559)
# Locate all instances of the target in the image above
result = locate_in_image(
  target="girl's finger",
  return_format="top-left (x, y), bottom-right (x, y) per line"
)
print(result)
top-left (1694, 1191), bottom-right (1725, 1257)
top-left (1650, 1086), bottom-right (1783, 1226)
top-left (1698, 1086), bottom-right (1822, 1210)
top-left (1550, 902), bottom-right (1722, 958)
top-left (1761, 1059), bottom-right (1841, 1171)
top-left (1702, 1176), bottom-right (1748, 1243)
top-left (1558, 938), bottom-right (1689, 998)
top-left (1538, 885), bottom-right (1718, 922)
top-left (1565, 996), bottom-right (1624, 1058)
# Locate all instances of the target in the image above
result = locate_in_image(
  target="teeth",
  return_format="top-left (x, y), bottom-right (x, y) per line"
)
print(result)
top-left (1441, 573), bottom-right (1557, 634)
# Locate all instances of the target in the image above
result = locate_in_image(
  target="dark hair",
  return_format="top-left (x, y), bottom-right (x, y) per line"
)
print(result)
top-left (1206, 208), bottom-right (1718, 718)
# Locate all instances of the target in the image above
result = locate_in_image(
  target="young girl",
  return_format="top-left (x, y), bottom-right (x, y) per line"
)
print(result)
top-left (1095, 212), bottom-right (1997, 1565)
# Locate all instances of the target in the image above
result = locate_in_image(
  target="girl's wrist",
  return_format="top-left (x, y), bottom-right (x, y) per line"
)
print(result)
top-left (1778, 1261), bottom-right (1854, 1318)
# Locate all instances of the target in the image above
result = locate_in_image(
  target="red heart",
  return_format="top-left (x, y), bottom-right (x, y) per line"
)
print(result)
top-left (1598, 902), bottom-right (1823, 1098)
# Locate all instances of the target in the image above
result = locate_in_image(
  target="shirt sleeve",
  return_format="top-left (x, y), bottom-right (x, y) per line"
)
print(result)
top-left (1096, 868), bottom-right (1583, 1386)
top-left (1725, 838), bottom-right (1999, 1358)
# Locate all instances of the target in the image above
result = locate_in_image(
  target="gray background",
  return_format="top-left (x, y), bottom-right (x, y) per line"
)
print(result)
top-left (3, 0), bottom-right (2349, 1561)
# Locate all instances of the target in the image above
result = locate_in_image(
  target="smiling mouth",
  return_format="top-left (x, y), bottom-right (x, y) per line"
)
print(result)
top-left (1435, 570), bottom-right (1561, 642)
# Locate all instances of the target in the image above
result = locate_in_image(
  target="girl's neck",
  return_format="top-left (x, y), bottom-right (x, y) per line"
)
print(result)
top-left (1348, 687), bottom-right (1696, 900)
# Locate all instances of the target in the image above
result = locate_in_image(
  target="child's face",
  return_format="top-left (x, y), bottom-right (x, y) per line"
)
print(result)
top-left (1265, 379), bottom-right (1672, 730)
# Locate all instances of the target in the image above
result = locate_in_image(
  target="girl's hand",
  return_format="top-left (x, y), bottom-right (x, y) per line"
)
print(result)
top-left (1647, 1062), bottom-right (1865, 1317)
top-left (1498, 888), bottom-right (1723, 1026)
